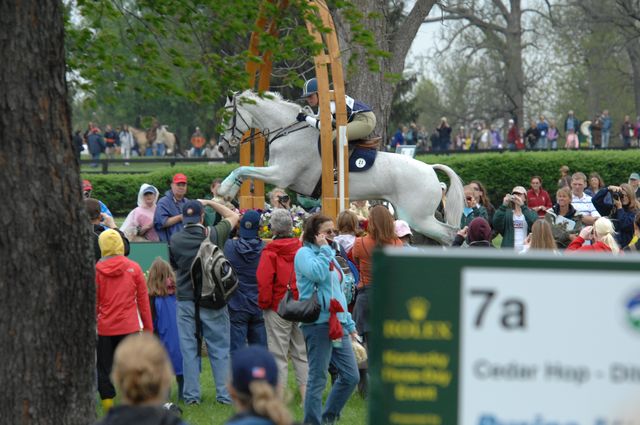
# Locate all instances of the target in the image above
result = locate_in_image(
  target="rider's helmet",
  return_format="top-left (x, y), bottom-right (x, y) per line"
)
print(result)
top-left (301, 78), bottom-right (318, 98)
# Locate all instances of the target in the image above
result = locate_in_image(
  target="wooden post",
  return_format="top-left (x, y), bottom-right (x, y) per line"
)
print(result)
top-left (305, 0), bottom-right (349, 219)
top-left (241, 0), bottom-right (289, 210)
top-left (242, 0), bottom-right (349, 218)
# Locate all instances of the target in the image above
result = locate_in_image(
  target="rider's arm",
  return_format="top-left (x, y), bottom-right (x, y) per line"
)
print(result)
top-left (303, 115), bottom-right (337, 130)
top-left (199, 199), bottom-right (239, 229)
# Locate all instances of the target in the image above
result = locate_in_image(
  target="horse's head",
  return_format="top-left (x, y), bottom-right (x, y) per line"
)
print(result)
top-left (220, 93), bottom-right (253, 149)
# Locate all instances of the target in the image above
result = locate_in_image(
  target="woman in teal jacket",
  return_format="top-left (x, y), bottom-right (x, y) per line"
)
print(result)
top-left (295, 214), bottom-right (359, 425)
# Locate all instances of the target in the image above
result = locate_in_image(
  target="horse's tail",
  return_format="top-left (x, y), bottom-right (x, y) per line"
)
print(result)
top-left (432, 164), bottom-right (463, 229)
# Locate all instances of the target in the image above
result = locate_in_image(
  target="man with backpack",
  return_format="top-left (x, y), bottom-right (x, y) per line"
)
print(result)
top-left (169, 199), bottom-right (240, 406)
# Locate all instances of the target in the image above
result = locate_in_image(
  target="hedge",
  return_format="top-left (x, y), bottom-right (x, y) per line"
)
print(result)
top-left (84, 150), bottom-right (638, 215)
top-left (83, 164), bottom-right (238, 215)
top-left (416, 150), bottom-right (633, 206)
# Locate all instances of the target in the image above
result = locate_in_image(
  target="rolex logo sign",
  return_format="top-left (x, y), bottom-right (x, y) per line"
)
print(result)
top-left (383, 297), bottom-right (453, 340)
top-left (407, 297), bottom-right (430, 321)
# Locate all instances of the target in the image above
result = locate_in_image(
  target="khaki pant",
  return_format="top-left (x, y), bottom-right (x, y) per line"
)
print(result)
top-left (263, 309), bottom-right (309, 399)
top-left (332, 111), bottom-right (376, 142)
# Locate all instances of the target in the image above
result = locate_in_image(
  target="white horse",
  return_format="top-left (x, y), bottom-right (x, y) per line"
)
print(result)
top-left (155, 125), bottom-right (177, 155)
top-left (218, 91), bottom-right (464, 244)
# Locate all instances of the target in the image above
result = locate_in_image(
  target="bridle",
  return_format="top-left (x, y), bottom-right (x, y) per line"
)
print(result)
top-left (221, 95), bottom-right (250, 147)
top-left (220, 94), bottom-right (310, 148)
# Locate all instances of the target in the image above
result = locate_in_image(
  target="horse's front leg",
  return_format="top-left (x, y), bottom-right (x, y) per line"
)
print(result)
top-left (219, 165), bottom-right (283, 200)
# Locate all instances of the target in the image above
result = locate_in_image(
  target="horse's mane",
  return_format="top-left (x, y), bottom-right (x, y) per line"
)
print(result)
top-left (239, 90), bottom-right (300, 111)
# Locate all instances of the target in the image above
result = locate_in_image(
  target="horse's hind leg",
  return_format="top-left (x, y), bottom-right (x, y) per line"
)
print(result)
top-left (412, 216), bottom-right (458, 246)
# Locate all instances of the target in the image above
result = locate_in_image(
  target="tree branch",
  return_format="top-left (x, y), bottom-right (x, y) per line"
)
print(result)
top-left (389, 0), bottom-right (438, 72)
top-left (433, 5), bottom-right (508, 35)
top-left (491, 0), bottom-right (510, 20)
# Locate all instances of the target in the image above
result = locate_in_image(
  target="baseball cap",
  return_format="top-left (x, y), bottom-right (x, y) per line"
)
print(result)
top-left (82, 180), bottom-right (93, 191)
top-left (394, 220), bottom-right (412, 238)
top-left (629, 173), bottom-right (640, 181)
top-left (231, 346), bottom-right (278, 395)
top-left (143, 186), bottom-right (157, 195)
top-left (182, 200), bottom-right (202, 224)
top-left (173, 173), bottom-right (188, 184)
top-left (239, 210), bottom-right (261, 239)
top-left (467, 217), bottom-right (492, 243)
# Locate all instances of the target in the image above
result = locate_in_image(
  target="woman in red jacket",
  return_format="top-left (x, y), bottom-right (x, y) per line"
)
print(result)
top-left (256, 208), bottom-right (308, 401)
top-left (527, 175), bottom-right (553, 218)
top-left (96, 229), bottom-right (153, 412)
top-left (566, 217), bottom-right (620, 253)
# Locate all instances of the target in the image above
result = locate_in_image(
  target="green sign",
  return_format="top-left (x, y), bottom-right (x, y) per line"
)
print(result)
top-left (370, 249), bottom-right (640, 425)
top-left (128, 242), bottom-right (169, 272)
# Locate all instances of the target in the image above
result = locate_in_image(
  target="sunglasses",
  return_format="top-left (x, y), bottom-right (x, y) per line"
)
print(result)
top-left (511, 192), bottom-right (524, 196)
top-left (466, 196), bottom-right (474, 201)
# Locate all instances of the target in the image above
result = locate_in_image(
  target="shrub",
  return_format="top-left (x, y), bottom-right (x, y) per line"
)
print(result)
top-left (417, 150), bottom-right (639, 206)
top-left (85, 150), bottom-right (640, 215)
top-left (82, 164), bottom-right (238, 215)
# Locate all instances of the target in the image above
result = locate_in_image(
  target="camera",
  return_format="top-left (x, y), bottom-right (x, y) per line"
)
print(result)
top-left (278, 195), bottom-right (290, 203)
top-left (610, 190), bottom-right (621, 200)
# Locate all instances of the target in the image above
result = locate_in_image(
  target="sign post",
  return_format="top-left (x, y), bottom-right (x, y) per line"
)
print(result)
top-left (370, 249), bottom-right (640, 425)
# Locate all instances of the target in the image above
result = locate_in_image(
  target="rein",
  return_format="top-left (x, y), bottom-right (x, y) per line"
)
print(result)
top-left (221, 95), bottom-right (308, 147)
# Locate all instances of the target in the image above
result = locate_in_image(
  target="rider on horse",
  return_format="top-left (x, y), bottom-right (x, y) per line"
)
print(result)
top-left (296, 78), bottom-right (376, 143)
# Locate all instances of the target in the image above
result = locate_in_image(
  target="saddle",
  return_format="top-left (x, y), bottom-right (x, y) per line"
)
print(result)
top-left (310, 136), bottom-right (380, 198)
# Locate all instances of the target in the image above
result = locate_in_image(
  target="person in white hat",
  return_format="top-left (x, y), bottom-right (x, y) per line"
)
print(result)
top-left (394, 220), bottom-right (413, 247)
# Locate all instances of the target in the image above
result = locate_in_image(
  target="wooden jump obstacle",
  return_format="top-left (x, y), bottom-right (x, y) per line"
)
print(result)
top-left (240, 0), bottom-right (349, 218)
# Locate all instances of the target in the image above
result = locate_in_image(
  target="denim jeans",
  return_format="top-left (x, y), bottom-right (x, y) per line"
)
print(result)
top-left (177, 301), bottom-right (231, 404)
top-left (229, 308), bottom-right (267, 353)
top-left (302, 323), bottom-right (359, 425)
top-left (536, 137), bottom-right (547, 149)
top-left (91, 153), bottom-right (100, 167)
top-left (602, 131), bottom-right (610, 149)
top-left (154, 142), bottom-right (166, 156)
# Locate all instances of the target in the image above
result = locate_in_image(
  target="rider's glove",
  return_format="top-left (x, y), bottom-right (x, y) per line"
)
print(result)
top-left (296, 112), bottom-right (307, 122)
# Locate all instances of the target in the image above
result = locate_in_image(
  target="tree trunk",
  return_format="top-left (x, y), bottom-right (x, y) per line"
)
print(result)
top-left (0, 1), bottom-right (96, 424)
top-left (332, 1), bottom-right (436, 142)
top-left (626, 43), bottom-right (640, 118)
top-left (505, 1), bottom-right (525, 127)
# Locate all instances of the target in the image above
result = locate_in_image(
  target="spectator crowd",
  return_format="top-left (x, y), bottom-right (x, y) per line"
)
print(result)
top-left (391, 110), bottom-right (640, 153)
top-left (87, 159), bottom-right (640, 424)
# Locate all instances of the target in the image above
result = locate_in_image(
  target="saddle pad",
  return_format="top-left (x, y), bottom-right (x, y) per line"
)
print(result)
top-left (349, 147), bottom-right (376, 172)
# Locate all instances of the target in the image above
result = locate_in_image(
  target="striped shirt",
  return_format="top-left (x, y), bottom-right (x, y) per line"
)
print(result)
top-left (571, 193), bottom-right (601, 217)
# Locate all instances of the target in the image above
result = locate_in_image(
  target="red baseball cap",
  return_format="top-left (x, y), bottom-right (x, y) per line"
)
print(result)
top-left (173, 173), bottom-right (188, 184)
top-left (82, 180), bottom-right (93, 191)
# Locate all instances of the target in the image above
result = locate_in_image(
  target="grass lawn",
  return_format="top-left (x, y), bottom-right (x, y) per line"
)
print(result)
top-left (81, 160), bottom-right (223, 174)
top-left (98, 360), bottom-right (368, 425)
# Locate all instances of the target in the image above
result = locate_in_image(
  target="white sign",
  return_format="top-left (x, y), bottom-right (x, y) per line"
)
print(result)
top-left (396, 145), bottom-right (416, 157)
top-left (459, 268), bottom-right (640, 425)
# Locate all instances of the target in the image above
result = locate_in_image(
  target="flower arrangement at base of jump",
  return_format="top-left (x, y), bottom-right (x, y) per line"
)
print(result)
top-left (248, 205), bottom-right (308, 239)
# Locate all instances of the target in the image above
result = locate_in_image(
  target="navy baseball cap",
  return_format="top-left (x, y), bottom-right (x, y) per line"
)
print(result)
top-left (231, 346), bottom-right (278, 395)
top-left (239, 210), bottom-right (261, 239)
top-left (182, 200), bottom-right (202, 224)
